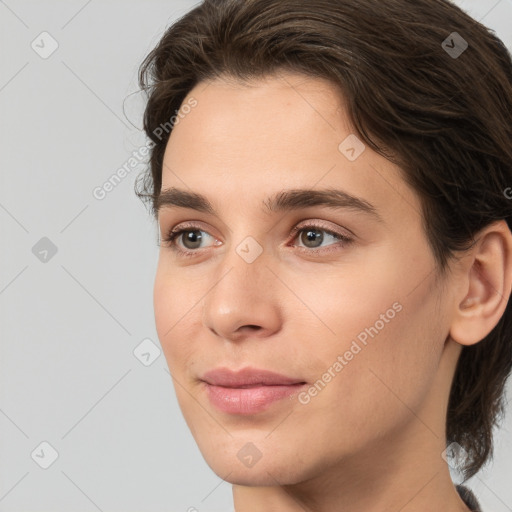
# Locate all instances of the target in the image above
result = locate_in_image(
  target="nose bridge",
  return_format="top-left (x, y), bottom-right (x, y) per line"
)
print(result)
top-left (214, 217), bottom-right (270, 291)
top-left (206, 236), bottom-right (269, 311)
top-left (201, 235), bottom-right (280, 339)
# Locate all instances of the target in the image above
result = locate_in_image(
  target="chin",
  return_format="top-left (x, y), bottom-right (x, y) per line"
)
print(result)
top-left (191, 432), bottom-right (317, 487)
top-left (205, 454), bottom-right (309, 487)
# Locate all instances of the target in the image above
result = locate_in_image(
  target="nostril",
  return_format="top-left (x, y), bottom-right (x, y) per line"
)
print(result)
top-left (243, 325), bottom-right (261, 331)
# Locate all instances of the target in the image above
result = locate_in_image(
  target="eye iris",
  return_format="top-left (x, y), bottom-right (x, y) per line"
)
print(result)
top-left (182, 230), bottom-right (203, 249)
top-left (301, 229), bottom-right (323, 248)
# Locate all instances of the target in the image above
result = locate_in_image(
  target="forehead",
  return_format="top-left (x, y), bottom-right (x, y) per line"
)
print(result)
top-left (163, 72), bottom-right (351, 182)
top-left (176, 72), bottom-right (350, 140)
top-left (160, 71), bottom-right (420, 225)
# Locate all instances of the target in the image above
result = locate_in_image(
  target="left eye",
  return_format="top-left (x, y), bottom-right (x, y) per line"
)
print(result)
top-left (292, 225), bottom-right (352, 249)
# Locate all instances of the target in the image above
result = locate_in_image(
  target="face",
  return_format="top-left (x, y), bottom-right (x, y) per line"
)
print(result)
top-left (153, 71), bottom-right (456, 486)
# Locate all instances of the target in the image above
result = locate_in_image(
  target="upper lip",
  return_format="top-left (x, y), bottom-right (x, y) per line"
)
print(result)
top-left (201, 367), bottom-right (306, 387)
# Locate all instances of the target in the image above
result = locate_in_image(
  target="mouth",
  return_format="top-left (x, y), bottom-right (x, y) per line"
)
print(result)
top-left (200, 367), bottom-right (307, 415)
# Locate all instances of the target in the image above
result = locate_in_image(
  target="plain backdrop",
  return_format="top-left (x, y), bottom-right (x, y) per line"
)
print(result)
top-left (1, 0), bottom-right (511, 511)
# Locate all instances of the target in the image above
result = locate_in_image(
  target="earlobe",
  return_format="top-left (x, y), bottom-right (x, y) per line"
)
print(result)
top-left (449, 220), bottom-right (512, 347)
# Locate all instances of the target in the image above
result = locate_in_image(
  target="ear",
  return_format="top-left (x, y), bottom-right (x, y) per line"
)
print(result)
top-left (449, 220), bottom-right (512, 346)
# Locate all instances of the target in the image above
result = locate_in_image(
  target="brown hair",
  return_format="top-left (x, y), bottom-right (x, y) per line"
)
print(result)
top-left (135, 0), bottom-right (512, 479)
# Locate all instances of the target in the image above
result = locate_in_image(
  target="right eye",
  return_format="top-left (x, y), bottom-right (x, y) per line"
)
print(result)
top-left (160, 224), bottom-right (222, 257)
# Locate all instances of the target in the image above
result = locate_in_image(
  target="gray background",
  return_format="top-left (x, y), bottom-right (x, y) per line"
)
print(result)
top-left (0, 1), bottom-right (511, 511)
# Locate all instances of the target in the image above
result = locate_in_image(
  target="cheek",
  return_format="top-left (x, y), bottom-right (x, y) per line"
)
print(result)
top-left (153, 262), bottom-right (199, 372)
top-left (279, 255), bottom-right (407, 362)
top-left (289, 248), bottom-right (443, 428)
top-left (326, 296), bottom-right (441, 440)
top-left (154, 268), bottom-right (206, 425)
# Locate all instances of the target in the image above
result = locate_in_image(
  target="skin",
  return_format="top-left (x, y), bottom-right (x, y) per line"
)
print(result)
top-left (153, 70), bottom-right (512, 512)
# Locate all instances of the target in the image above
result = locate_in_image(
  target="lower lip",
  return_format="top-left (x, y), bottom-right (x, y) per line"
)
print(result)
top-left (204, 383), bottom-right (306, 415)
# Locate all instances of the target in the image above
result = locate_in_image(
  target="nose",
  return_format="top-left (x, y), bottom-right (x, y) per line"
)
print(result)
top-left (201, 247), bottom-right (282, 343)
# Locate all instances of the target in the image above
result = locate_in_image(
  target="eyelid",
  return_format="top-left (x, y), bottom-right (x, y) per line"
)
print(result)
top-left (291, 219), bottom-right (355, 239)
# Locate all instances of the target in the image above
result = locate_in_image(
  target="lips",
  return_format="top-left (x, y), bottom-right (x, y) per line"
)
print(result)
top-left (201, 367), bottom-right (305, 387)
top-left (200, 367), bottom-right (307, 415)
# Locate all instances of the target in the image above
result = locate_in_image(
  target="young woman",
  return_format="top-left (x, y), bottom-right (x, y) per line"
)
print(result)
top-left (135, 1), bottom-right (512, 510)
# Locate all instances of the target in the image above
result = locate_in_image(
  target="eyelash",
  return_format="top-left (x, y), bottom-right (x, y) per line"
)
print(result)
top-left (160, 222), bottom-right (354, 258)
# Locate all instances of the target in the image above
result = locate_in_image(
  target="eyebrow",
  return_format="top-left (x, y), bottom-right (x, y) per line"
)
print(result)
top-left (156, 187), bottom-right (383, 222)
